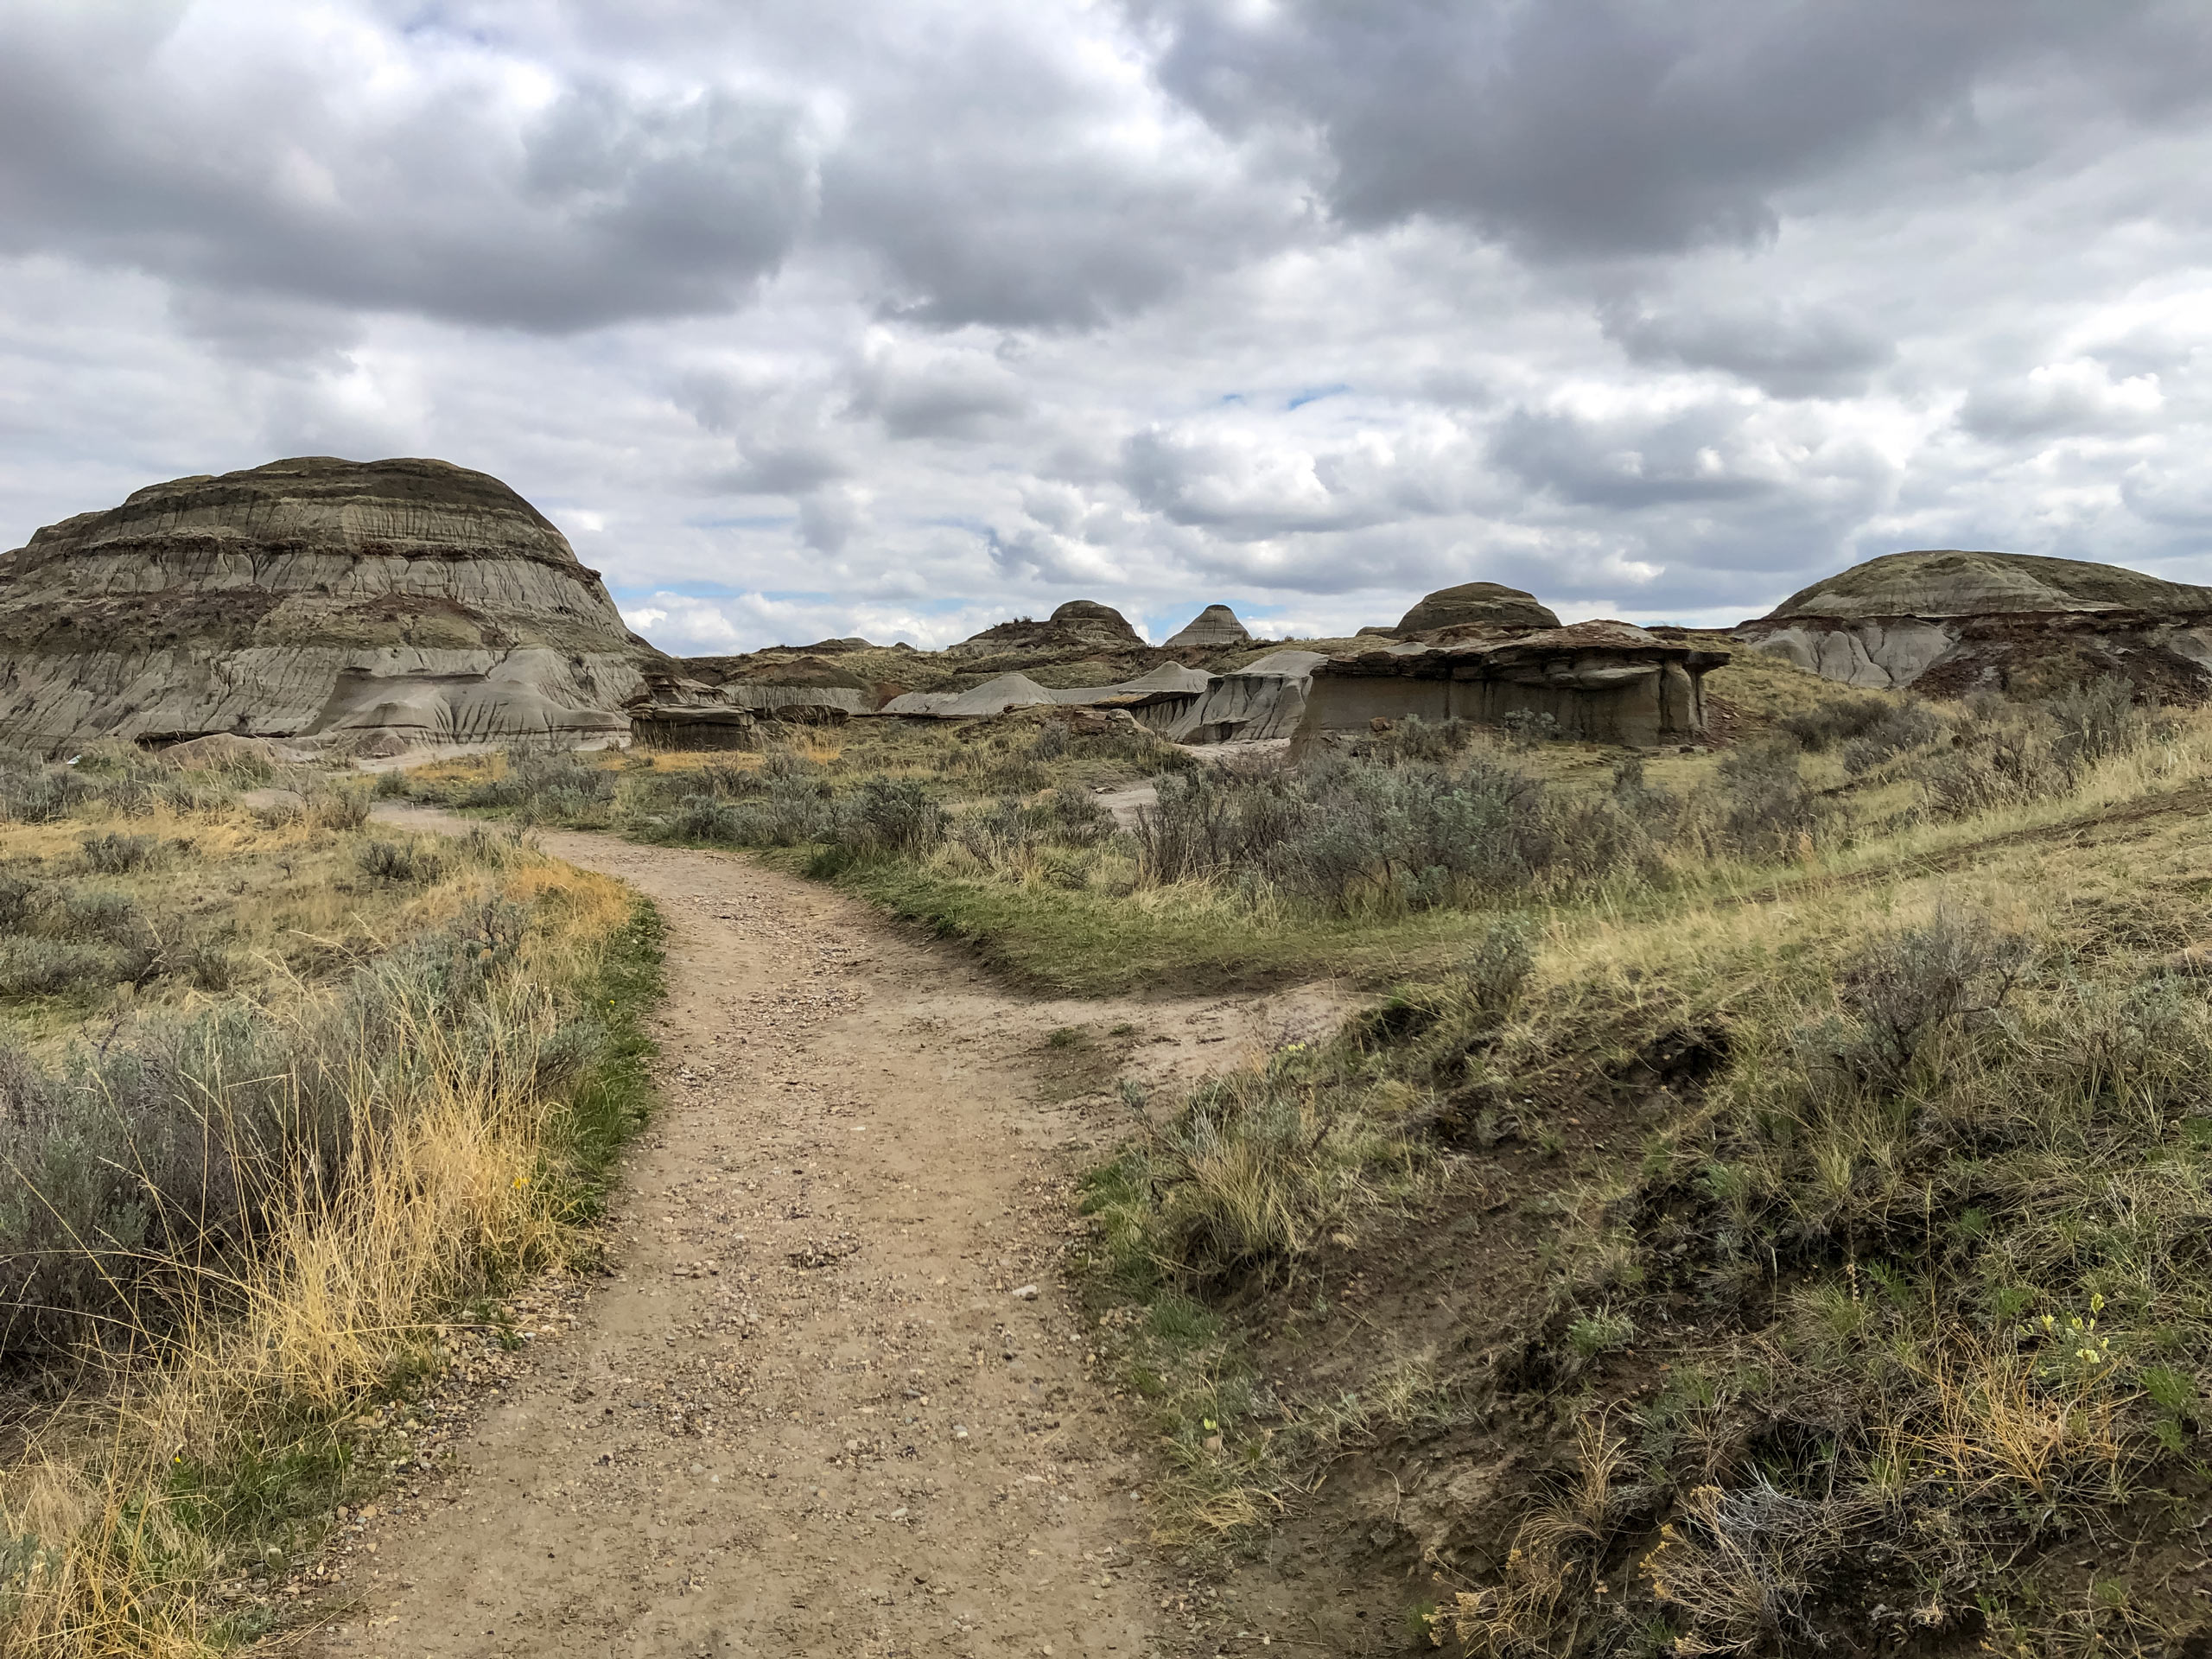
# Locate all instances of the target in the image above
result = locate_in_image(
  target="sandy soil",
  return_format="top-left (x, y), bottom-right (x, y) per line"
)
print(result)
top-left (308, 807), bottom-right (1350, 1658)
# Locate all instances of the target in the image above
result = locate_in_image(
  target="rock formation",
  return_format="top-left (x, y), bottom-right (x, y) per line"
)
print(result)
top-left (1393, 582), bottom-right (1561, 638)
top-left (1736, 550), bottom-right (2212, 697)
top-left (1161, 604), bottom-right (1252, 649)
top-left (677, 653), bottom-right (880, 721)
top-left (1135, 649), bottom-right (1325, 742)
top-left (0, 456), bottom-right (661, 755)
top-left (1293, 623), bottom-right (1726, 750)
top-left (882, 652), bottom-right (1323, 743)
top-left (946, 600), bottom-right (1142, 657)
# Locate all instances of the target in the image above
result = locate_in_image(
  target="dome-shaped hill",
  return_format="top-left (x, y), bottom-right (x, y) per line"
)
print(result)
top-left (1740, 550), bottom-right (2212, 699)
top-left (1395, 582), bottom-right (1560, 636)
top-left (946, 599), bottom-right (1142, 658)
top-left (0, 455), bottom-right (660, 754)
top-left (1162, 604), bottom-right (1252, 649)
top-left (1765, 550), bottom-right (2212, 620)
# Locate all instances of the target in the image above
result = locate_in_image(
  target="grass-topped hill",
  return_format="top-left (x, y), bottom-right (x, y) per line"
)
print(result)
top-left (1062, 690), bottom-right (2212, 1654)
top-left (1765, 550), bottom-right (2212, 620)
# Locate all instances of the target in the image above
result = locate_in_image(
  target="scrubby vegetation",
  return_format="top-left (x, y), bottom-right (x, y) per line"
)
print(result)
top-left (392, 670), bottom-right (2179, 995)
top-left (1059, 682), bottom-right (2212, 1652)
top-left (0, 743), bottom-right (658, 1653)
top-left (372, 660), bottom-right (2212, 1646)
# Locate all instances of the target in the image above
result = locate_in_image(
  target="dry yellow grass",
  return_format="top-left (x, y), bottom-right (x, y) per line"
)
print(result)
top-left (0, 807), bottom-right (648, 1655)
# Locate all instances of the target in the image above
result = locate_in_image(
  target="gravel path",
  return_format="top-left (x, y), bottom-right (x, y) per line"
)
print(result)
top-left (308, 809), bottom-right (1347, 1658)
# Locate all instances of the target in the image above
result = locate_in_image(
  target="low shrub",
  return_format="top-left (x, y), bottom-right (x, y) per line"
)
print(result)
top-left (79, 832), bottom-right (165, 874)
top-left (0, 898), bottom-right (548, 1357)
top-left (55, 888), bottom-right (149, 949)
top-left (0, 874), bottom-right (35, 932)
top-left (665, 795), bottom-right (747, 845)
top-left (830, 776), bottom-right (946, 860)
top-left (1838, 699), bottom-right (1946, 775)
top-left (2050, 672), bottom-right (2166, 768)
top-left (307, 783), bottom-right (371, 831)
top-left (1912, 677), bottom-right (2166, 821)
top-left (1391, 715), bottom-right (1481, 763)
top-left (460, 747), bottom-right (618, 823)
top-left (0, 757), bottom-right (92, 823)
top-left (356, 838), bottom-right (447, 884)
top-left (0, 938), bottom-right (119, 999)
top-left (1498, 709), bottom-right (1559, 748)
top-left (1778, 692), bottom-right (1894, 752)
top-left (1713, 736), bottom-right (1825, 857)
top-left (1134, 749), bottom-right (1649, 914)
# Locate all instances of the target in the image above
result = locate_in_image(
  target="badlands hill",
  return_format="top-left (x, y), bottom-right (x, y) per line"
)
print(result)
top-left (0, 452), bottom-right (1728, 756)
top-left (1738, 548), bottom-right (2212, 699)
top-left (0, 456), bottom-right (662, 755)
top-left (1768, 548), bottom-right (2212, 619)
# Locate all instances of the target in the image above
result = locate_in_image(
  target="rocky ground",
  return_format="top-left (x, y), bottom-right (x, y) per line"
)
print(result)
top-left (304, 806), bottom-right (1349, 1658)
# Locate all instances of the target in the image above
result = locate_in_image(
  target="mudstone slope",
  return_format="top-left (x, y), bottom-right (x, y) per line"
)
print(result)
top-left (0, 456), bottom-right (663, 755)
top-left (1738, 549), bottom-right (2212, 698)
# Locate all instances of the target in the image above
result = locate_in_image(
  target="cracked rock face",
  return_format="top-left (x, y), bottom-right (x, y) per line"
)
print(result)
top-left (0, 455), bottom-right (660, 754)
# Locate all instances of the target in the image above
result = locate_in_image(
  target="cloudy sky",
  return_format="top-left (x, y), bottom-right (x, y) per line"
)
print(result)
top-left (4, 1), bottom-right (2212, 652)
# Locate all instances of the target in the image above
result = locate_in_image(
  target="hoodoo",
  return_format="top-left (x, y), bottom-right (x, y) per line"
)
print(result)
top-left (0, 455), bottom-right (660, 755)
top-left (1294, 622), bottom-right (1725, 750)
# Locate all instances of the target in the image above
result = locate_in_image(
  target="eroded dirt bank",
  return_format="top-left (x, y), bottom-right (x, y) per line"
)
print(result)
top-left (311, 808), bottom-right (1347, 1658)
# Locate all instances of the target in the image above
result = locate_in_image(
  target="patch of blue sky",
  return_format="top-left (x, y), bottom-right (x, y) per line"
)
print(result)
top-left (1286, 384), bottom-right (1351, 411)
top-left (685, 513), bottom-right (798, 531)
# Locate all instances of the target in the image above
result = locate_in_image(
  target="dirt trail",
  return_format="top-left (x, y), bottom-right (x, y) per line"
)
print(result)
top-left (314, 808), bottom-right (1349, 1659)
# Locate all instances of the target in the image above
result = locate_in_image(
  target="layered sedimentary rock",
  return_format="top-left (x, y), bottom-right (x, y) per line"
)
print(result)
top-left (679, 653), bottom-right (881, 720)
top-left (946, 599), bottom-right (1142, 657)
top-left (882, 663), bottom-right (1211, 719)
top-left (1393, 582), bottom-right (1561, 638)
top-left (881, 652), bottom-right (1322, 743)
top-left (1294, 623), bottom-right (1726, 749)
top-left (1161, 604), bottom-right (1252, 649)
top-left (1116, 649), bottom-right (1325, 742)
top-left (0, 455), bottom-right (661, 754)
top-left (1737, 550), bottom-right (2212, 697)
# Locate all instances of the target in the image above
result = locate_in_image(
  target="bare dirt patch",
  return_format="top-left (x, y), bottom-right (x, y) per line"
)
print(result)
top-left (304, 805), bottom-right (1349, 1657)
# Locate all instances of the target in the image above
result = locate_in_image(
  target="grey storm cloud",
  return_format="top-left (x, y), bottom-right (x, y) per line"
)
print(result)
top-left (1491, 404), bottom-right (1779, 510)
top-left (4, 0), bottom-right (2212, 649)
top-left (0, 10), bottom-right (817, 331)
top-left (844, 346), bottom-right (1032, 441)
top-left (1599, 300), bottom-right (1895, 399)
top-left (1141, 0), bottom-right (2212, 259)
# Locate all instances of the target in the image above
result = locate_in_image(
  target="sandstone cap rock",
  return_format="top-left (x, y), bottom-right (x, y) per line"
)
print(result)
top-left (1394, 582), bottom-right (1561, 636)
